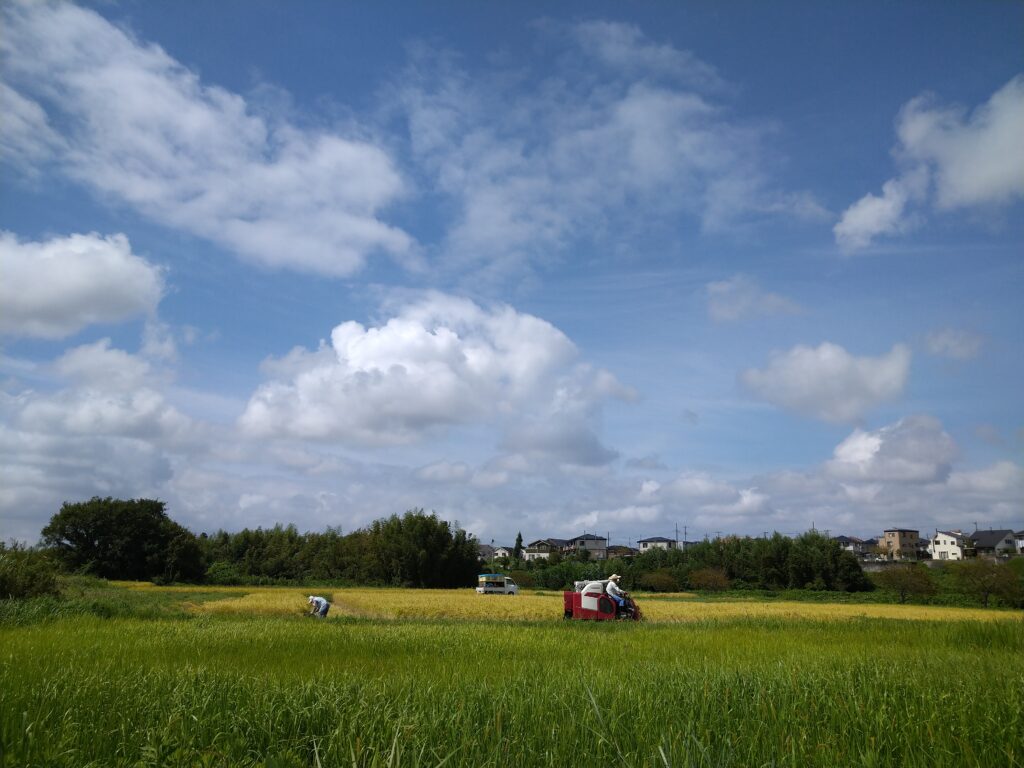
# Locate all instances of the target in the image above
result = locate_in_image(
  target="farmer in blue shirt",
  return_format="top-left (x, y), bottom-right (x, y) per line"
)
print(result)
top-left (307, 595), bottom-right (330, 618)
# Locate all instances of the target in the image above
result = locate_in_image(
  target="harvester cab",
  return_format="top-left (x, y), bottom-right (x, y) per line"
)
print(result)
top-left (562, 580), bottom-right (641, 621)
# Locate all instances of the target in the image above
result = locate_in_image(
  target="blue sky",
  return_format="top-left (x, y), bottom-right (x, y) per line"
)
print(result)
top-left (2, 1), bottom-right (1022, 546)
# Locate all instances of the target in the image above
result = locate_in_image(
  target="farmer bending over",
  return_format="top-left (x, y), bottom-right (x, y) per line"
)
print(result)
top-left (307, 595), bottom-right (330, 618)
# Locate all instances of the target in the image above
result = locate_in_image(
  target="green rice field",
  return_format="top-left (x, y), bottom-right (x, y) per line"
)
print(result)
top-left (1, 586), bottom-right (1022, 767)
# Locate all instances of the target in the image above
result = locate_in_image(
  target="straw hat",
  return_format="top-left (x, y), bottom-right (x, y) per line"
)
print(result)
top-left (608, 574), bottom-right (621, 581)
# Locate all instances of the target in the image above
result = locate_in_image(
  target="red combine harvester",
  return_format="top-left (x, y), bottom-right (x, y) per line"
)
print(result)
top-left (563, 579), bottom-right (642, 621)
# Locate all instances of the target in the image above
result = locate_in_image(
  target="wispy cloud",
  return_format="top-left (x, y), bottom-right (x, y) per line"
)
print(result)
top-left (925, 328), bottom-right (984, 361)
top-left (392, 21), bottom-right (824, 279)
top-left (1, 1), bottom-right (413, 276)
top-left (706, 274), bottom-right (802, 322)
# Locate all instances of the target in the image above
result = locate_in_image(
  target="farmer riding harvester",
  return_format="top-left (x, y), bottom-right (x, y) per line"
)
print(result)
top-left (563, 576), bottom-right (642, 621)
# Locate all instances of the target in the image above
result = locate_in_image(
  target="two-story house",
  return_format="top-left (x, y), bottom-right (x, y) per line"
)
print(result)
top-left (638, 536), bottom-right (677, 552)
top-left (523, 538), bottom-right (568, 562)
top-left (928, 530), bottom-right (970, 561)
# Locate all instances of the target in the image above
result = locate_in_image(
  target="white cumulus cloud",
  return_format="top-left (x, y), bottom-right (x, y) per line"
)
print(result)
top-left (240, 293), bottom-right (628, 451)
top-left (825, 415), bottom-right (956, 483)
top-left (835, 75), bottom-right (1024, 250)
top-left (741, 342), bottom-right (910, 423)
top-left (0, 231), bottom-right (163, 339)
top-left (898, 75), bottom-right (1024, 209)
top-left (833, 171), bottom-right (927, 251)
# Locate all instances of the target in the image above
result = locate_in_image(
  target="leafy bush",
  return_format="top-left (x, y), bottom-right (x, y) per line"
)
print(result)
top-left (508, 569), bottom-right (536, 588)
top-left (637, 568), bottom-right (680, 592)
top-left (689, 567), bottom-right (730, 591)
top-left (0, 542), bottom-right (61, 600)
top-left (205, 560), bottom-right (245, 585)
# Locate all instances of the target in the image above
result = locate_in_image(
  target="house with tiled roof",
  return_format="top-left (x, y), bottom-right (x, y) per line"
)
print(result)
top-left (523, 538), bottom-right (568, 562)
top-left (970, 529), bottom-right (1016, 556)
top-left (833, 535), bottom-right (869, 556)
top-left (606, 544), bottom-right (638, 558)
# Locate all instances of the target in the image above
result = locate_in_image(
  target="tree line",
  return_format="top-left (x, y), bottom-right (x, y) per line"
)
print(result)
top-left (36, 497), bottom-right (479, 588)
top-left (497, 531), bottom-right (874, 592)
top-left (5, 497), bottom-right (1021, 609)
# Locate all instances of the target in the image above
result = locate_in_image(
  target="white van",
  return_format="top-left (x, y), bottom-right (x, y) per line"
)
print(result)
top-left (476, 573), bottom-right (519, 595)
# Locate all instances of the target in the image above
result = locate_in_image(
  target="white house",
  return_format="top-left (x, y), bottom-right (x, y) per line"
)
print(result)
top-left (638, 536), bottom-right (677, 552)
top-left (492, 546), bottom-right (514, 559)
top-left (1016, 530), bottom-right (1024, 554)
top-left (928, 530), bottom-right (970, 561)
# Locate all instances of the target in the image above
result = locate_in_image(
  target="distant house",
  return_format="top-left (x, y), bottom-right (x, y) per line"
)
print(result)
top-left (638, 536), bottom-right (677, 553)
top-left (882, 529), bottom-right (920, 560)
top-left (523, 538), bottom-right (568, 562)
top-left (478, 544), bottom-right (496, 561)
top-left (1016, 530), bottom-right (1024, 555)
top-left (970, 529), bottom-right (1016, 557)
top-left (606, 544), bottom-right (638, 558)
top-left (568, 533), bottom-right (607, 560)
top-left (833, 535), bottom-right (869, 556)
top-left (928, 530), bottom-right (970, 561)
top-left (492, 546), bottom-right (514, 559)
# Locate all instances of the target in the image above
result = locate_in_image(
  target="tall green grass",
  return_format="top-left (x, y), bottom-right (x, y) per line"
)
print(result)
top-left (2, 612), bottom-right (1021, 767)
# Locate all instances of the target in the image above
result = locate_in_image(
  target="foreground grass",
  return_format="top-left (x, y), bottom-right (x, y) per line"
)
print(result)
top-left (2, 586), bottom-right (1022, 767)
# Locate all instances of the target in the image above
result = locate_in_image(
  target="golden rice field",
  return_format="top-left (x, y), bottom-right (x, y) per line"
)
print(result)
top-left (115, 582), bottom-right (1021, 623)
top-left (6, 582), bottom-right (1021, 766)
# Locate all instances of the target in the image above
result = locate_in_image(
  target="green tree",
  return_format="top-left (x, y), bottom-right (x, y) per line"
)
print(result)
top-left (952, 559), bottom-right (1022, 608)
top-left (513, 532), bottom-right (524, 561)
top-left (365, 509), bottom-right (479, 587)
top-left (872, 564), bottom-right (937, 604)
top-left (41, 497), bottom-right (204, 582)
